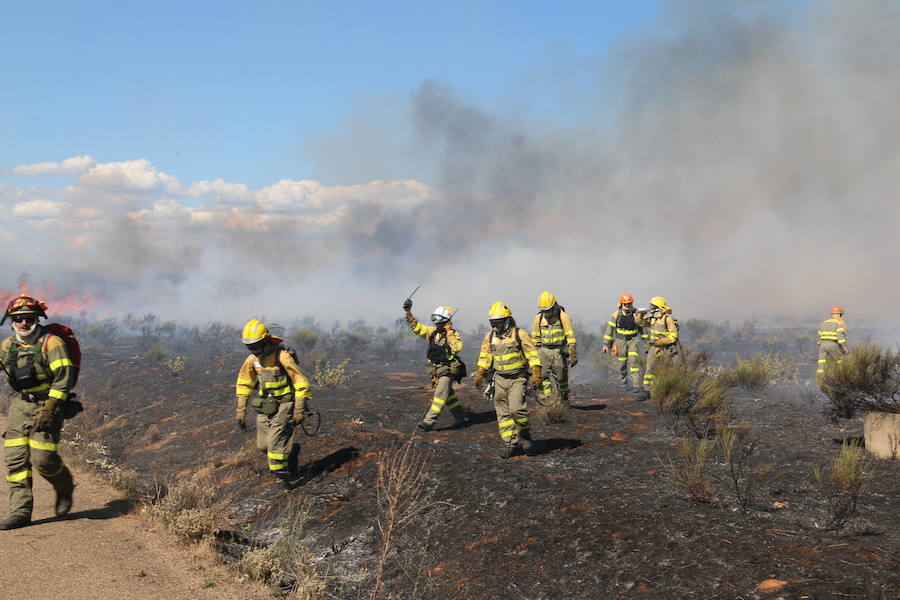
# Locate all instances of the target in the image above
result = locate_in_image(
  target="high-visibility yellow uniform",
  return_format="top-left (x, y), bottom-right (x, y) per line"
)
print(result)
top-left (531, 309), bottom-right (576, 402)
top-left (406, 313), bottom-right (467, 427)
top-left (641, 311), bottom-right (679, 391)
top-left (477, 328), bottom-right (540, 446)
top-left (236, 343), bottom-right (310, 474)
top-left (603, 308), bottom-right (647, 391)
top-left (1, 329), bottom-right (76, 520)
top-left (816, 316), bottom-right (847, 388)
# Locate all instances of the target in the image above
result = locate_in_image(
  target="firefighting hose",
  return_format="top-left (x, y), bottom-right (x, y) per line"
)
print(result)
top-left (295, 403), bottom-right (322, 437)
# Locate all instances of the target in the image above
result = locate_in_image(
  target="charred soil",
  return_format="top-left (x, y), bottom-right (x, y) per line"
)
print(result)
top-left (51, 337), bottom-right (900, 599)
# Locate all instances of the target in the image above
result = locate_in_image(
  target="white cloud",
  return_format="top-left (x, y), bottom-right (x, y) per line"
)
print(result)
top-left (9, 155), bottom-right (97, 177)
top-left (11, 199), bottom-right (63, 218)
top-left (77, 159), bottom-right (183, 194)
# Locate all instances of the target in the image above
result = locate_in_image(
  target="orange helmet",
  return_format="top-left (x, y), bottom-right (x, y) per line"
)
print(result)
top-left (619, 293), bottom-right (633, 305)
top-left (831, 306), bottom-right (844, 316)
top-left (2, 295), bottom-right (48, 325)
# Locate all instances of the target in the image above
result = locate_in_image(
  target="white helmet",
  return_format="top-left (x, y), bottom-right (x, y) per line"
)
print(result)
top-left (430, 306), bottom-right (453, 323)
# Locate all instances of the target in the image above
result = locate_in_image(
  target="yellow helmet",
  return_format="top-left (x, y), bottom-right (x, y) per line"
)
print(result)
top-left (241, 319), bottom-right (270, 344)
top-left (649, 296), bottom-right (667, 310)
top-left (488, 301), bottom-right (512, 319)
top-left (537, 291), bottom-right (557, 311)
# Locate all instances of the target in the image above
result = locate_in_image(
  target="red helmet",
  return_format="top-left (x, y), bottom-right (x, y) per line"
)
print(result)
top-left (2, 295), bottom-right (48, 325)
top-left (619, 293), bottom-right (633, 305)
top-left (831, 305), bottom-right (844, 316)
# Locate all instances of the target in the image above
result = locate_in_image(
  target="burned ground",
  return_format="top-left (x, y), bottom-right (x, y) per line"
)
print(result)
top-left (28, 327), bottom-right (900, 600)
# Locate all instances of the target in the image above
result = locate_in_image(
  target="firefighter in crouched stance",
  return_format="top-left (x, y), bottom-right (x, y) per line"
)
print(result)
top-left (235, 320), bottom-right (311, 485)
top-left (403, 299), bottom-right (468, 432)
top-left (602, 293), bottom-right (647, 394)
top-left (531, 292), bottom-right (577, 405)
top-left (816, 306), bottom-right (849, 390)
top-left (474, 302), bottom-right (542, 458)
top-left (641, 296), bottom-right (679, 397)
top-left (0, 296), bottom-right (76, 530)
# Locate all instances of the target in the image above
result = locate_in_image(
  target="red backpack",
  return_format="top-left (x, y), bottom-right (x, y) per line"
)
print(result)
top-left (43, 323), bottom-right (81, 387)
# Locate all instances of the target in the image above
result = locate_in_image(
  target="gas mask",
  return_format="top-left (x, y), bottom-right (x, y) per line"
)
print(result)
top-left (490, 318), bottom-right (511, 336)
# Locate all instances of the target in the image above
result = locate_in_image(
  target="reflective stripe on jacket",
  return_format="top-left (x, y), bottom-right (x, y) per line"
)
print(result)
top-left (477, 328), bottom-right (540, 375)
top-left (603, 309), bottom-right (647, 345)
top-left (0, 331), bottom-right (74, 401)
top-left (406, 313), bottom-right (462, 360)
top-left (646, 314), bottom-right (678, 347)
top-left (818, 317), bottom-right (847, 346)
top-left (531, 310), bottom-right (576, 348)
top-left (236, 347), bottom-right (311, 406)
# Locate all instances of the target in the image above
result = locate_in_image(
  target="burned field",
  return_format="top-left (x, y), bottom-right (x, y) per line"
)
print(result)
top-left (33, 321), bottom-right (900, 599)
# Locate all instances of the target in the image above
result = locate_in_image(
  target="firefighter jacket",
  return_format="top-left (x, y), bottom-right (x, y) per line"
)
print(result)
top-left (643, 312), bottom-right (678, 348)
top-left (0, 328), bottom-right (74, 402)
top-left (603, 309), bottom-right (648, 348)
top-left (817, 317), bottom-right (847, 350)
top-left (531, 310), bottom-right (576, 350)
top-left (477, 327), bottom-right (541, 376)
top-left (236, 346), bottom-right (311, 411)
top-left (406, 313), bottom-right (462, 364)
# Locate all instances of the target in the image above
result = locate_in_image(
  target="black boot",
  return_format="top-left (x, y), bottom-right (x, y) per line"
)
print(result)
top-left (0, 514), bottom-right (31, 530)
top-left (55, 485), bottom-right (75, 517)
top-left (417, 422), bottom-right (433, 432)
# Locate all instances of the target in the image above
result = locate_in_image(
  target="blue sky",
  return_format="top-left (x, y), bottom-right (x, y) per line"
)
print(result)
top-left (2, 1), bottom-right (659, 188)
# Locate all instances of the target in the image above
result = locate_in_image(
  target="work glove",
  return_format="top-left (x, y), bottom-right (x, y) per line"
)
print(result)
top-left (236, 408), bottom-right (247, 431)
top-left (473, 367), bottom-right (486, 389)
top-left (292, 407), bottom-right (305, 423)
top-left (403, 298), bottom-right (413, 312)
top-left (530, 366), bottom-right (542, 389)
top-left (568, 347), bottom-right (578, 367)
top-left (34, 399), bottom-right (57, 433)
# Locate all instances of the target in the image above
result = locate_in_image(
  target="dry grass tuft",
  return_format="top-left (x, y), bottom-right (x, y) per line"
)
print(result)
top-left (813, 440), bottom-right (875, 531)
top-left (662, 436), bottom-right (715, 503)
top-left (534, 401), bottom-right (568, 424)
top-left (146, 478), bottom-right (219, 542)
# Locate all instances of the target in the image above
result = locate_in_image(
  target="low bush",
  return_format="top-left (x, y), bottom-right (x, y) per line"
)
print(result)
top-left (144, 344), bottom-right (166, 362)
top-left (821, 343), bottom-right (900, 419)
top-left (651, 355), bottom-right (731, 437)
top-left (813, 440), bottom-right (875, 531)
top-left (663, 436), bottom-right (715, 503)
top-left (718, 352), bottom-right (800, 390)
top-left (314, 357), bottom-right (360, 387)
top-left (146, 479), bottom-right (218, 542)
top-left (717, 422), bottom-right (779, 512)
top-left (289, 328), bottom-right (320, 354)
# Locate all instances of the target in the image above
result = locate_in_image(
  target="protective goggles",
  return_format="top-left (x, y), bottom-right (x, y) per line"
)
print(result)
top-left (11, 315), bottom-right (38, 324)
top-left (244, 340), bottom-right (267, 354)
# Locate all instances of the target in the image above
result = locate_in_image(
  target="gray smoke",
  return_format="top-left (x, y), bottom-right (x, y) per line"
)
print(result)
top-left (5, 0), bottom-right (898, 327)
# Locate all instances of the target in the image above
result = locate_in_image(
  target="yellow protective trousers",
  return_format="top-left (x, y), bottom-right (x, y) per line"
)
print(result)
top-left (492, 375), bottom-right (529, 447)
top-left (816, 341), bottom-right (844, 390)
top-left (538, 346), bottom-right (569, 401)
top-left (614, 337), bottom-right (643, 391)
top-left (255, 400), bottom-right (295, 474)
top-left (423, 372), bottom-right (466, 427)
top-left (3, 395), bottom-right (74, 518)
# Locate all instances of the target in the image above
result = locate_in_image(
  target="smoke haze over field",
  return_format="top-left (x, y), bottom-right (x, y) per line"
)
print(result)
top-left (1, 1), bottom-right (898, 327)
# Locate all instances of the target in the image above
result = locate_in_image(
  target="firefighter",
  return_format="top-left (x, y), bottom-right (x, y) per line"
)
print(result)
top-left (531, 291), bottom-right (577, 405)
top-left (602, 293), bottom-right (647, 394)
top-left (235, 319), bottom-right (311, 486)
top-left (816, 306), bottom-right (848, 388)
top-left (641, 296), bottom-right (679, 396)
top-left (0, 295), bottom-right (76, 530)
top-left (473, 302), bottom-right (542, 458)
top-left (403, 299), bottom-right (468, 431)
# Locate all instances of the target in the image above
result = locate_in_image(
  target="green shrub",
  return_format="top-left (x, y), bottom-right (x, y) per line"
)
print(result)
top-left (145, 344), bottom-right (166, 362)
top-left (813, 440), bottom-right (875, 531)
top-left (663, 436), bottom-right (715, 502)
top-left (289, 328), bottom-right (319, 354)
top-left (821, 343), bottom-right (900, 419)
top-left (314, 357), bottom-right (359, 387)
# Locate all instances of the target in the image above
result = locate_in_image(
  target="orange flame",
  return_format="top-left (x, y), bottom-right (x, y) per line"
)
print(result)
top-left (1, 281), bottom-right (106, 316)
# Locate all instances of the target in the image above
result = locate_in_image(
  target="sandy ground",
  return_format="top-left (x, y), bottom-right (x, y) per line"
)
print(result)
top-left (0, 417), bottom-right (273, 600)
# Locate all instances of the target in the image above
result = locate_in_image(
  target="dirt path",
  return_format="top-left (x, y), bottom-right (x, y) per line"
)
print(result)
top-left (0, 417), bottom-right (273, 600)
